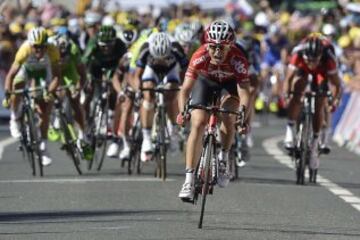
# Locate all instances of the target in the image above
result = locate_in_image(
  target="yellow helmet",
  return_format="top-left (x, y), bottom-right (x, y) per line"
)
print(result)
top-left (27, 27), bottom-right (48, 45)
top-left (9, 22), bottom-right (22, 34)
top-left (50, 17), bottom-right (66, 27)
top-left (24, 22), bottom-right (37, 32)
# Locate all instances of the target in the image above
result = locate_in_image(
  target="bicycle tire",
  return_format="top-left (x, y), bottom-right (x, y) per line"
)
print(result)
top-left (20, 113), bottom-right (36, 176)
top-left (89, 99), bottom-right (109, 171)
top-left (60, 116), bottom-right (83, 175)
top-left (128, 120), bottom-right (142, 175)
top-left (198, 134), bottom-right (214, 229)
top-left (159, 108), bottom-right (167, 181)
top-left (297, 115), bottom-right (309, 185)
top-left (26, 108), bottom-right (43, 177)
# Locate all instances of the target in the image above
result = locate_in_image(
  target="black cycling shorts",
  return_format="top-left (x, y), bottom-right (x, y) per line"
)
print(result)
top-left (190, 76), bottom-right (238, 106)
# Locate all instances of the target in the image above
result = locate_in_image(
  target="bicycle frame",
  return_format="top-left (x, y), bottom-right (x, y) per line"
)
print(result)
top-left (294, 89), bottom-right (332, 184)
top-left (13, 86), bottom-right (45, 177)
top-left (141, 84), bottom-right (180, 181)
top-left (186, 93), bottom-right (243, 228)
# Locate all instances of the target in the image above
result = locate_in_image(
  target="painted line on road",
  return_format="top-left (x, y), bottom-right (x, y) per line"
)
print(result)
top-left (263, 135), bottom-right (360, 213)
top-left (0, 177), bottom-right (175, 184)
top-left (0, 137), bottom-right (17, 160)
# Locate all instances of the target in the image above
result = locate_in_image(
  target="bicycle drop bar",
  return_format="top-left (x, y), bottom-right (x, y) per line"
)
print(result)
top-left (188, 104), bottom-right (242, 116)
top-left (11, 86), bottom-right (46, 95)
top-left (140, 86), bottom-right (180, 93)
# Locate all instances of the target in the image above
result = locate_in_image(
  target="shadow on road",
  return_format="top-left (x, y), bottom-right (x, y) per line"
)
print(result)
top-left (0, 209), bottom-right (189, 223)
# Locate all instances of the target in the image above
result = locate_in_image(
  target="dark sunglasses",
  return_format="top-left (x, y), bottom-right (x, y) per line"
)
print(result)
top-left (33, 44), bottom-right (45, 50)
top-left (208, 44), bottom-right (226, 51)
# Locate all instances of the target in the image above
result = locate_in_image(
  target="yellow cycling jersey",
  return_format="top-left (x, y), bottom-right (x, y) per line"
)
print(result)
top-left (14, 41), bottom-right (60, 71)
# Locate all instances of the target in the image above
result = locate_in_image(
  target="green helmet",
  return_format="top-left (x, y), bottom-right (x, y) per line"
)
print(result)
top-left (97, 26), bottom-right (116, 45)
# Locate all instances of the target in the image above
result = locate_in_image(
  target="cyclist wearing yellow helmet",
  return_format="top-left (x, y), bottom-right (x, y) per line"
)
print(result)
top-left (3, 27), bottom-right (61, 167)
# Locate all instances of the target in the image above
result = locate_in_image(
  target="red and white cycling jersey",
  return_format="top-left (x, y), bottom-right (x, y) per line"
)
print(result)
top-left (185, 44), bottom-right (249, 84)
top-left (289, 52), bottom-right (337, 84)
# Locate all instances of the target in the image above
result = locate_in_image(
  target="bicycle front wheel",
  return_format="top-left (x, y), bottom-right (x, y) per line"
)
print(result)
top-left (89, 100), bottom-right (109, 171)
top-left (26, 108), bottom-right (43, 177)
top-left (60, 117), bottom-right (83, 175)
top-left (198, 135), bottom-right (214, 229)
top-left (20, 113), bottom-right (36, 176)
top-left (297, 115), bottom-right (310, 185)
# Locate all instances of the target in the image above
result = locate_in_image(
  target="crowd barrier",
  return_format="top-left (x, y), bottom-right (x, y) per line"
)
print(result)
top-left (332, 89), bottom-right (360, 155)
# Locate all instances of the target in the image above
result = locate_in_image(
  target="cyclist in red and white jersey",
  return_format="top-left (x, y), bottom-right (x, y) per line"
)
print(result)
top-left (283, 33), bottom-right (342, 171)
top-left (177, 20), bottom-right (250, 200)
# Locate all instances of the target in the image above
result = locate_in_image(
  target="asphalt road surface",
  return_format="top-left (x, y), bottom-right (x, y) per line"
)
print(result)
top-left (0, 116), bottom-right (359, 240)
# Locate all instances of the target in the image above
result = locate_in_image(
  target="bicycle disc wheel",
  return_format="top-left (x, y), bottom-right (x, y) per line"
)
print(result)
top-left (198, 135), bottom-right (214, 229)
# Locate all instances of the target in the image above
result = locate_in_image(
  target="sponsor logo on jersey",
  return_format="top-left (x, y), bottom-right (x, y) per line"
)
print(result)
top-left (193, 55), bottom-right (207, 65)
top-left (231, 57), bottom-right (247, 74)
top-left (208, 69), bottom-right (233, 79)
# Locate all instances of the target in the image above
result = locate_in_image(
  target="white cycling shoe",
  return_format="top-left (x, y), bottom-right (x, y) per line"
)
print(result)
top-left (217, 160), bottom-right (230, 188)
top-left (141, 138), bottom-right (154, 162)
top-left (9, 119), bottom-right (21, 139)
top-left (178, 182), bottom-right (194, 199)
top-left (119, 146), bottom-right (130, 160)
top-left (107, 142), bottom-right (119, 157)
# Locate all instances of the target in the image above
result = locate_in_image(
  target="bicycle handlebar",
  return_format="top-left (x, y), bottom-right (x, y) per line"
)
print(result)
top-left (188, 104), bottom-right (242, 116)
top-left (10, 86), bottom-right (46, 95)
top-left (140, 86), bottom-right (180, 93)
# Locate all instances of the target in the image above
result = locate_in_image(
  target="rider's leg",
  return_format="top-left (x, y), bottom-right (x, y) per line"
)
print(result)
top-left (119, 95), bottom-right (133, 159)
top-left (140, 80), bottom-right (155, 159)
top-left (245, 73), bottom-right (260, 147)
top-left (309, 96), bottom-right (327, 170)
top-left (36, 99), bottom-right (53, 165)
top-left (284, 74), bottom-right (307, 148)
top-left (218, 96), bottom-right (238, 187)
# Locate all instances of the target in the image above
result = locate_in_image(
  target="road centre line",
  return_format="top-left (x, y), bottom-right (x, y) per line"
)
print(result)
top-left (263, 135), bottom-right (360, 213)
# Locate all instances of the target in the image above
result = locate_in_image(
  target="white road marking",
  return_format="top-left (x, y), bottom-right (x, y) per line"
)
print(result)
top-left (0, 137), bottom-right (18, 160)
top-left (0, 177), bottom-right (175, 184)
top-left (263, 135), bottom-right (360, 213)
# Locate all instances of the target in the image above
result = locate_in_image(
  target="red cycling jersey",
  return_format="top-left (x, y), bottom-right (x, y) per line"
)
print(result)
top-left (289, 52), bottom-right (337, 85)
top-left (185, 44), bottom-right (249, 84)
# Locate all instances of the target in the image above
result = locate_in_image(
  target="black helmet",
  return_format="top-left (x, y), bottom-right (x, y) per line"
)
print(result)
top-left (97, 26), bottom-right (116, 45)
top-left (303, 35), bottom-right (324, 60)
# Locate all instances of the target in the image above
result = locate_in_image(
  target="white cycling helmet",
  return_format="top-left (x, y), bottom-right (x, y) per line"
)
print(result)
top-left (174, 24), bottom-right (194, 45)
top-left (84, 11), bottom-right (102, 26)
top-left (322, 23), bottom-right (336, 36)
top-left (205, 20), bottom-right (235, 44)
top-left (148, 32), bottom-right (171, 58)
top-left (27, 27), bottom-right (48, 46)
top-left (102, 15), bottom-right (115, 26)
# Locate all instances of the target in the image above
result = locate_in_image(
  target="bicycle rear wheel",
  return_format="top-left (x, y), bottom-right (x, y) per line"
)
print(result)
top-left (198, 135), bottom-right (214, 229)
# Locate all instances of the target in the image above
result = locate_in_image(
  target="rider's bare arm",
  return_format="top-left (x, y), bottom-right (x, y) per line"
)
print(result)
top-left (283, 65), bottom-right (297, 95)
top-left (4, 63), bottom-right (21, 92)
top-left (134, 67), bottom-right (144, 91)
top-left (178, 76), bottom-right (195, 113)
top-left (328, 71), bottom-right (342, 102)
top-left (237, 80), bottom-right (250, 120)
